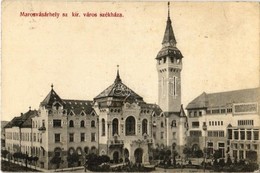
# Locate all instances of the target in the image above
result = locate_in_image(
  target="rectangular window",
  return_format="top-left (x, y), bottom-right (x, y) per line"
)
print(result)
top-left (247, 131), bottom-right (252, 140)
top-left (221, 121), bottom-right (223, 126)
top-left (54, 133), bottom-right (60, 143)
top-left (240, 130), bottom-right (245, 140)
top-left (253, 144), bottom-right (258, 150)
top-left (33, 133), bottom-right (36, 142)
top-left (199, 111), bottom-right (202, 116)
top-left (81, 133), bottom-right (85, 142)
top-left (209, 121), bottom-right (211, 126)
top-left (161, 132), bottom-right (164, 139)
top-left (228, 129), bottom-right (232, 139)
top-left (53, 119), bottom-right (62, 127)
top-left (69, 133), bottom-right (74, 142)
top-left (208, 131), bottom-right (212, 137)
top-left (192, 121), bottom-right (199, 128)
top-left (206, 110), bottom-right (211, 114)
top-left (246, 144), bottom-right (251, 150)
top-left (227, 108), bottom-right (232, 113)
top-left (221, 109), bottom-right (225, 114)
top-left (253, 131), bottom-right (259, 140)
top-left (212, 109), bottom-right (220, 114)
top-left (234, 131), bottom-right (239, 140)
top-left (194, 111), bottom-right (197, 117)
top-left (190, 130), bottom-right (202, 137)
top-left (91, 133), bottom-right (96, 142)
top-left (233, 150), bottom-right (237, 158)
top-left (219, 131), bottom-right (224, 137)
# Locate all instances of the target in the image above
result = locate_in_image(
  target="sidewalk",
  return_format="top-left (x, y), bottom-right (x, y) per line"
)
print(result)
top-left (2, 157), bottom-right (86, 172)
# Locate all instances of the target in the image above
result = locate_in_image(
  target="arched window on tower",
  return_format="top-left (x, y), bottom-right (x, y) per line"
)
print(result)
top-left (69, 120), bottom-right (74, 127)
top-left (112, 118), bottom-right (119, 136)
top-left (125, 116), bottom-right (135, 136)
top-left (142, 119), bottom-right (148, 135)
top-left (101, 119), bottom-right (105, 136)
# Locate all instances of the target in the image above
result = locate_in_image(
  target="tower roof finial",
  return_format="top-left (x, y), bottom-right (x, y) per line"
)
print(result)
top-left (168, 2), bottom-right (170, 19)
top-left (51, 83), bottom-right (54, 90)
top-left (114, 65), bottom-right (122, 83)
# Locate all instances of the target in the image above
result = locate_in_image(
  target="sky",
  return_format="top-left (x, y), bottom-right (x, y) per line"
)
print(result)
top-left (2, 1), bottom-right (259, 121)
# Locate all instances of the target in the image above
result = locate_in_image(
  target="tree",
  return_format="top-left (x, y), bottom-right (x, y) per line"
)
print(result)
top-left (33, 156), bottom-right (39, 169)
top-left (194, 149), bottom-right (203, 158)
top-left (67, 153), bottom-right (79, 169)
top-left (1, 150), bottom-right (9, 158)
top-left (50, 156), bottom-right (62, 170)
top-left (247, 150), bottom-right (257, 163)
top-left (183, 146), bottom-right (191, 161)
top-left (226, 154), bottom-right (232, 166)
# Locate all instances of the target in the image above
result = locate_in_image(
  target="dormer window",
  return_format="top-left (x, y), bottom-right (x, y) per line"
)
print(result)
top-left (53, 102), bottom-right (61, 110)
top-left (81, 111), bottom-right (85, 116)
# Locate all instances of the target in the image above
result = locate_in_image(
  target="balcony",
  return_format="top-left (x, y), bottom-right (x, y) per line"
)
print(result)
top-left (108, 139), bottom-right (124, 147)
top-left (38, 126), bottom-right (46, 131)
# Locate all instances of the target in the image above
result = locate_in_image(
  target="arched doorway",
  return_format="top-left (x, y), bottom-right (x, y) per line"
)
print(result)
top-left (124, 148), bottom-right (129, 162)
top-left (113, 151), bottom-right (119, 163)
top-left (134, 148), bottom-right (143, 164)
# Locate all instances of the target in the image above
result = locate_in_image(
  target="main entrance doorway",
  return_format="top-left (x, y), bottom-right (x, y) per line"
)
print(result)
top-left (134, 148), bottom-right (143, 164)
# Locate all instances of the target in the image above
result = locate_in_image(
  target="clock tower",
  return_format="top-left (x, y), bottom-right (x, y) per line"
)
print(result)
top-left (156, 2), bottom-right (183, 113)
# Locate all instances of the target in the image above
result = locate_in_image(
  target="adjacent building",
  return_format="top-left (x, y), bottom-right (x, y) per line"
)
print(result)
top-left (186, 88), bottom-right (260, 163)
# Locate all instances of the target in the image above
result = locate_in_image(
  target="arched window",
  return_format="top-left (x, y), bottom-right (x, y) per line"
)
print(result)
top-left (101, 119), bottom-right (105, 136)
top-left (126, 116), bottom-right (136, 136)
top-left (91, 120), bottom-right (95, 128)
top-left (69, 120), bottom-right (74, 127)
top-left (142, 119), bottom-right (148, 135)
top-left (84, 146), bottom-right (89, 154)
top-left (80, 120), bottom-right (85, 127)
top-left (112, 118), bottom-right (119, 136)
top-left (161, 121), bottom-right (164, 128)
top-left (171, 120), bottom-right (177, 127)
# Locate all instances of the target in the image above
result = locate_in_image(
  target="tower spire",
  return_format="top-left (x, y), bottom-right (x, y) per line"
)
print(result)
top-left (114, 65), bottom-right (122, 83)
top-left (162, 2), bottom-right (177, 46)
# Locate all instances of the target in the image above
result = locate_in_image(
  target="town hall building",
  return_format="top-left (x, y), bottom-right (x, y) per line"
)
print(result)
top-left (4, 4), bottom-right (188, 169)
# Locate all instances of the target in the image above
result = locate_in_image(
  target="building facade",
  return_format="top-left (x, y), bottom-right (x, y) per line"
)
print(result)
top-left (4, 5), bottom-right (188, 170)
top-left (186, 88), bottom-right (260, 163)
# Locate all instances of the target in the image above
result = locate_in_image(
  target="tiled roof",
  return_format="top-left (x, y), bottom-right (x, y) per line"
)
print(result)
top-left (186, 87), bottom-right (260, 110)
top-left (4, 110), bottom-right (37, 128)
top-left (162, 16), bottom-right (176, 45)
top-left (40, 89), bottom-right (63, 107)
top-left (156, 46), bottom-right (183, 59)
top-left (140, 103), bottom-right (163, 116)
top-left (164, 105), bottom-right (186, 117)
top-left (62, 99), bottom-right (94, 115)
top-left (94, 71), bottom-right (143, 101)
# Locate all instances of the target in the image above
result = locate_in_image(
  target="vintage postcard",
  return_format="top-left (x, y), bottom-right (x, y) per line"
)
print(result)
top-left (1, 1), bottom-right (260, 172)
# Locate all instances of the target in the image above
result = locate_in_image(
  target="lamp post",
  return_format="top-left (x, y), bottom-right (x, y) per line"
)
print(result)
top-left (202, 122), bottom-right (207, 172)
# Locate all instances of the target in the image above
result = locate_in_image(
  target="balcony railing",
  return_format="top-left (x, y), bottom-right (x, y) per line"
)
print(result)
top-left (108, 140), bottom-right (124, 146)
